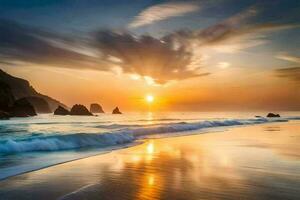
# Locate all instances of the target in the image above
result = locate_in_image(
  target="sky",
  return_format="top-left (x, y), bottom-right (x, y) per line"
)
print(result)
top-left (0, 0), bottom-right (300, 111)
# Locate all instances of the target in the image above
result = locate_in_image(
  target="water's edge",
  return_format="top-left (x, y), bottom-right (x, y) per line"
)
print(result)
top-left (0, 116), bottom-right (299, 181)
top-left (0, 141), bottom-right (141, 181)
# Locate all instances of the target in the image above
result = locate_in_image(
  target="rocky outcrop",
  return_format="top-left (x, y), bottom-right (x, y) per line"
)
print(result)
top-left (0, 81), bottom-right (15, 112)
top-left (0, 111), bottom-right (11, 120)
top-left (0, 69), bottom-right (36, 99)
top-left (25, 96), bottom-right (51, 113)
top-left (90, 103), bottom-right (104, 113)
top-left (39, 94), bottom-right (68, 112)
top-left (54, 106), bottom-right (70, 115)
top-left (10, 98), bottom-right (37, 117)
top-left (70, 104), bottom-right (93, 116)
top-left (112, 107), bottom-right (122, 114)
top-left (267, 113), bottom-right (280, 118)
top-left (0, 81), bottom-right (36, 119)
top-left (0, 69), bottom-right (67, 112)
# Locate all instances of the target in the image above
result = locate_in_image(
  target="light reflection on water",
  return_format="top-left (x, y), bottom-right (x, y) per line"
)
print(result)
top-left (0, 121), bottom-right (299, 199)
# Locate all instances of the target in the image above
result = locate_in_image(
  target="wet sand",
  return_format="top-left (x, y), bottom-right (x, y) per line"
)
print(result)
top-left (0, 121), bottom-right (299, 200)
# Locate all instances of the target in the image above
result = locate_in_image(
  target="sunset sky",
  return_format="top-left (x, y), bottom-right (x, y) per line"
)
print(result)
top-left (0, 0), bottom-right (299, 111)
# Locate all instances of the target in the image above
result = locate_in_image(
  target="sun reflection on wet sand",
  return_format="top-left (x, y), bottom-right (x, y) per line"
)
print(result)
top-left (136, 173), bottom-right (160, 200)
top-left (0, 122), bottom-right (300, 200)
top-left (147, 140), bottom-right (155, 155)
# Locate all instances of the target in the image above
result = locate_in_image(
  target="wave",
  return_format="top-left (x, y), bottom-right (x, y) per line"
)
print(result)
top-left (0, 133), bottom-right (134, 153)
top-left (113, 118), bottom-right (288, 138)
top-left (94, 121), bottom-right (188, 129)
top-left (0, 117), bottom-right (291, 154)
top-left (286, 116), bottom-right (300, 120)
top-left (135, 118), bottom-right (190, 122)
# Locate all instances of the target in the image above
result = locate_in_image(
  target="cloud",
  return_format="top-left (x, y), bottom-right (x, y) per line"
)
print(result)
top-left (217, 62), bottom-right (230, 69)
top-left (93, 30), bottom-right (209, 84)
top-left (0, 19), bottom-right (103, 69)
top-left (1, 5), bottom-right (299, 85)
top-left (168, 7), bottom-right (299, 54)
top-left (0, 19), bottom-right (210, 84)
top-left (275, 53), bottom-right (300, 83)
top-left (92, 8), bottom-right (296, 84)
top-left (129, 1), bottom-right (200, 28)
top-left (276, 53), bottom-right (300, 64)
top-left (275, 67), bottom-right (300, 82)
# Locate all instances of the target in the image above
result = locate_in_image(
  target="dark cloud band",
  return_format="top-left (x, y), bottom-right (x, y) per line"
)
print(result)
top-left (0, 19), bottom-right (99, 69)
top-left (276, 67), bottom-right (300, 83)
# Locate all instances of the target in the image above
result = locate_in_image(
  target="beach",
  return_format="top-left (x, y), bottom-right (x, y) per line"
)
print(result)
top-left (0, 120), bottom-right (299, 200)
top-left (1, 1), bottom-right (300, 199)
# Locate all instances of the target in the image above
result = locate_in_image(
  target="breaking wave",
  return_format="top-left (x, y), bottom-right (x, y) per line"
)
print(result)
top-left (0, 117), bottom-right (290, 154)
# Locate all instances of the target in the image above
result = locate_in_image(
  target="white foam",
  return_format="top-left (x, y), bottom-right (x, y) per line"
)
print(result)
top-left (0, 117), bottom-right (289, 153)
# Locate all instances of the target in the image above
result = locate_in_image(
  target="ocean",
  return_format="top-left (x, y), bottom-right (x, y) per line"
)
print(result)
top-left (0, 112), bottom-right (299, 180)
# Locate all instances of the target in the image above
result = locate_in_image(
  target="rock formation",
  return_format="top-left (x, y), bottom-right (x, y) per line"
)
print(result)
top-left (25, 96), bottom-right (51, 113)
top-left (266, 113), bottom-right (280, 117)
top-left (0, 69), bottom-right (67, 112)
top-left (10, 98), bottom-right (37, 117)
top-left (0, 111), bottom-right (10, 120)
top-left (0, 81), bottom-right (15, 112)
top-left (54, 106), bottom-right (70, 115)
top-left (90, 103), bottom-right (104, 113)
top-left (70, 104), bottom-right (93, 116)
top-left (112, 107), bottom-right (122, 114)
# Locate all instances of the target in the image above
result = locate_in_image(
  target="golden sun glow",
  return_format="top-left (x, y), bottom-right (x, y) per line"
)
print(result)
top-left (147, 141), bottom-right (154, 154)
top-left (146, 94), bottom-right (154, 103)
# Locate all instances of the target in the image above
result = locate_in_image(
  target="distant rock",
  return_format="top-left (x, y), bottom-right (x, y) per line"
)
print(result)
top-left (11, 98), bottom-right (37, 117)
top-left (255, 116), bottom-right (262, 118)
top-left (90, 103), bottom-right (104, 113)
top-left (25, 96), bottom-right (51, 113)
top-left (54, 106), bottom-right (70, 115)
top-left (70, 104), bottom-right (93, 116)
top-left (266, 113), bottom-right (280, 118)
top-left (112, 107), bottom-right (122, 114)
top-left (0, 111), bottom-right (11, 120)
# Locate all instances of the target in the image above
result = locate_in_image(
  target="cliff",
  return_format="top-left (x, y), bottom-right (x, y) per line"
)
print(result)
top-left (0, 69), bottom-right (67, 112)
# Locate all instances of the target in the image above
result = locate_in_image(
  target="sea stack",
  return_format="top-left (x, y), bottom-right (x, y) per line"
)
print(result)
top-left (112, 107), bottom-right (122, 114)
top-left (54, 106), bottom-right (70, 115)
top-left (267, 113), bottom-right (280, 118)
top-left (11, 98), bottom-right (37, 117)
top-left (70, 104), bottom-right (93, 116)
top-left (90, 103), bottom-right (104, 113)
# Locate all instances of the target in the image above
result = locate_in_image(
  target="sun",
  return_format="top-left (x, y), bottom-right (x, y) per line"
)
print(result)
top-left (146, 94), bottom-right (154, 103)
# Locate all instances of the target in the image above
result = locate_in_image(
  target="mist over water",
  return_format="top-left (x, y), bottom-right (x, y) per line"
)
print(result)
top-left (0, 112), bottom-right (299, 180)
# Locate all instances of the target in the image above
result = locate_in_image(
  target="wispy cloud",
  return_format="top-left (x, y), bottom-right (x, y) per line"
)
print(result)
top-left (275, 53), bottom-right (300, 83)
top-left (275, 67), bottom-right (300, 82)
top-left (129, 1), bottom-right (200, 28)
top-left (0, 19), bottom-right (103, 69)
top-left (276, 53), bottom-right (300, 64)
top-left (172, 7), bottom-right (299, 54)
top-left (218, 62), bottom-right (230, 69)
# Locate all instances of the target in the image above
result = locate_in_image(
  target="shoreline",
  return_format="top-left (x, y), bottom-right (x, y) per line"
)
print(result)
top-left (0, 141), bottom-right (142, 181)
top-left (0, 118), bottom-right (296, 181)
top-left (0, 121), bottom-right (299, 199)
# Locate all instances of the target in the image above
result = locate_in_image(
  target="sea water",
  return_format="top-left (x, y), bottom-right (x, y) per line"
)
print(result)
top-left (0, 112), bottom-right (299, 180)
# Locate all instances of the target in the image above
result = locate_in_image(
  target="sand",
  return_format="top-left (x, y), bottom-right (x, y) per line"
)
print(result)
top-left (0, 121), bottom-right (299, 200)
